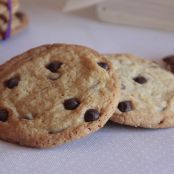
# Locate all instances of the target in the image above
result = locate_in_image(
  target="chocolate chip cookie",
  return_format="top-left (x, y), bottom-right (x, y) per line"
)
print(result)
top-left (107, 54), bottom-right (174, 128)
top-left (0, 44), bottom-right (119, 148)
top-left (0, 11), bottom-right (28, 40)
top-left (0, 0), bottom-right (19, 19)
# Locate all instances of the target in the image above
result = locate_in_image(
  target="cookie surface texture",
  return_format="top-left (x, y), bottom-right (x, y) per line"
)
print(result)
top-left (0, 44), bottom-right (119, 148)
top-left (108, 54), bottom-right (174, 128)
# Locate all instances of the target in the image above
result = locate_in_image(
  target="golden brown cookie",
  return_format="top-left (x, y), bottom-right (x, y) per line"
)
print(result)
top-left (107, 54), bottom-right (174, 128)
top-left (0, 44), bottom-right (119, 148)
top-left (0, 0), bottom-right (19, 17)
top-left (0, 11), bottom-right (28, 40)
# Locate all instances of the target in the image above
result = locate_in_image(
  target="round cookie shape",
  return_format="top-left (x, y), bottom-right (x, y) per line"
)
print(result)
top-left (108, 54), bottom-right (174, 128)
top-left (0, 44), bottom-right (119, 148)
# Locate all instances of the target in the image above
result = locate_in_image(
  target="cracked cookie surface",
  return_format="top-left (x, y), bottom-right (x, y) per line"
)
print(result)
top-left (0, 44), bottom-right (119, 147)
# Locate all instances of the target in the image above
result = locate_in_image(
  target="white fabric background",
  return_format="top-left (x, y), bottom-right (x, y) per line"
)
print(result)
top-left (0, 1), bottom-right (174, 174)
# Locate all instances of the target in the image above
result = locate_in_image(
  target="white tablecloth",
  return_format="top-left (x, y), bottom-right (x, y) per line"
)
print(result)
top-left (1, 1), bottom-right (174, 174)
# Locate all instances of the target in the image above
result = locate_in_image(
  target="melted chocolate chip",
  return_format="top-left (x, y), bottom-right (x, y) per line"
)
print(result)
top-left (118, 101), bottom-right (133, 112)
top-left (64, 98), bottom-right (80, 110)
top-left (84, 109), bottom-right (100, 122)
top-left (0, 109), bottom-right (9, 122)
top-left (46, 61), bottom-right (62, 73)
top-left (97, 62), bottom-right (109, 70)
top-left (133, 76), bottom-right (147, 84)
top-left (4, 76), bottom-right (20, 89)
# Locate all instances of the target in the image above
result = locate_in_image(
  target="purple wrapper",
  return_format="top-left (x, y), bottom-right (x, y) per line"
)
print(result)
top-left (4, 0), bottom-right (12, 40)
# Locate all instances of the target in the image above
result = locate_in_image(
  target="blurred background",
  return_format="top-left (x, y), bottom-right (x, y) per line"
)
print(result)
top-left (1, 0), bottom-right (174, 62)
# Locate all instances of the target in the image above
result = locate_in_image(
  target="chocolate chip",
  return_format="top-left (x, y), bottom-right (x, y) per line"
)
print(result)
top-left (163, 55), bottom-right (174, 73)
top-left (133, 76), bottom-right (147, 84)
top-left (4, 76), bottom-right (20, 89)
top-left (163, 55), bottom-right (174, 64)
top-left (118, 101), bottom-right (133, 112)
top-left (159, 119), bottom-right (165, 125)
top-left (97, 62), bottom-right (109, 70)
top-left (0, 109), bottom-right (9, 122)
top-left (15, 12), bottom-right (24, 20)
top-left (64, 98), bottom-right (80, 110)
top-left (46, 61), bottom-right (62, 73)
top-left (84, 109), bottom-right (100, 122)
top-left (169, 65), bottom-right (174, 73)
